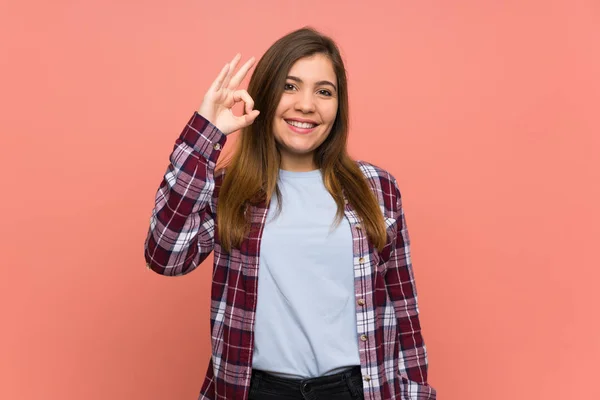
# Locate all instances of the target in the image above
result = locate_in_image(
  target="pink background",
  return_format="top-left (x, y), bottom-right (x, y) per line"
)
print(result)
top-left (1, 1), bottom-right (599, 399)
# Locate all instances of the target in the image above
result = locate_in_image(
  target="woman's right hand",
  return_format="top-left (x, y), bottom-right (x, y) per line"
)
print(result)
top-left (198, 54), bottom-right (260, 136)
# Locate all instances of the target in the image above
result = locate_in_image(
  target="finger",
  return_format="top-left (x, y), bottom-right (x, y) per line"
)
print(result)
top-left (228, 56), bottom-right (256, 89)
top-left (221, 53), bottom-right (241, 89)
top-left (236, 109), bottom-right (260, 127)
top-left (209, 63), bottom-right (230, 93)
top-left (233, 89), bottom-right (255, 114)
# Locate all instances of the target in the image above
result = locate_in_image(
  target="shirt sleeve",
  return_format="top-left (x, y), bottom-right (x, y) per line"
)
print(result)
top-left (383, 179), bottom-right (437, 399)
top-left (144, 111), bottom-right (227, 276)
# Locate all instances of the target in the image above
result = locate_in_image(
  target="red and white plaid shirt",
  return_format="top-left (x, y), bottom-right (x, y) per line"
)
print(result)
top-left (144, 112), bottom-right (436, 399)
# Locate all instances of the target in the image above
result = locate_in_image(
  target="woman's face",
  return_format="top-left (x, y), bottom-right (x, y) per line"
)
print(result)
top-left (272, 53), bottom-right (339, 172)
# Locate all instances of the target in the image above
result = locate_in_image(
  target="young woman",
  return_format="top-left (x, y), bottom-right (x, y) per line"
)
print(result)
top-left (144, 27), bottom-right (436, 400)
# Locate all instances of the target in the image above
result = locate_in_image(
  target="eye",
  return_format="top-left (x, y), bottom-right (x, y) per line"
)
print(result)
top-left (318, 89), bottom-right (332, 97)
top-left (284, 83), bottom-right (296, 91)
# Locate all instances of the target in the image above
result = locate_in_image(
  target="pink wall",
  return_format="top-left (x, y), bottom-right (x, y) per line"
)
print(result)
top-left (2, 1), bottom-right (599, 399)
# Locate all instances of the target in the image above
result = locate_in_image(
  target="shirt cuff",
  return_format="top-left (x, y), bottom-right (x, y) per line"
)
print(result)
top-left (179, 112), bottom-right (227, 163)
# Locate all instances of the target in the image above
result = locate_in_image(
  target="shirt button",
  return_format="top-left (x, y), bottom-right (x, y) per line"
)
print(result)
top-left (344, 198), bottom-right (349, 205)
top-left (357, 299), bottom-right (365, 306)
top-left (363, 375), bottom-right (371, 382)
top-left (360, 334), bottom-right (368, 342)
top-left (355, 224), bottom-right (362, 230)
top-left (213, 143), bottom-right (222, 150)
top-left (359, 257), bottom-right (365, 263)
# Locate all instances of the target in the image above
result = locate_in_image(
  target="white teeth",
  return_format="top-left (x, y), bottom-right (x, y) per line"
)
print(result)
top-left (287, 120), bottom-right (316, 129)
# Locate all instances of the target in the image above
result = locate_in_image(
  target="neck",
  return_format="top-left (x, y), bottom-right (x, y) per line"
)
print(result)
top-left (279, 153), bottom-right (318, 172)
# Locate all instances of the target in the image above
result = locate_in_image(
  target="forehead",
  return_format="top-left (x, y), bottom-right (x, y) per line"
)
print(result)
top-left (287, 54), bottom-right (337, 82)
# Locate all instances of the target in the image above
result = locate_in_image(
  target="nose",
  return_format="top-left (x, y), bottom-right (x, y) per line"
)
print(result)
top-left (294, 91), bottom-right (316, 113)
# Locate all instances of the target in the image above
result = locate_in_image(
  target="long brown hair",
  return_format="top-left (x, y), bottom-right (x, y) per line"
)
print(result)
top-left (216, 27), bottom-right (387, 253)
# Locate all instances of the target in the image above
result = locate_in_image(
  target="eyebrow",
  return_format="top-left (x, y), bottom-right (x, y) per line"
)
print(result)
top-left (286, 75), bottom-right (337, 92)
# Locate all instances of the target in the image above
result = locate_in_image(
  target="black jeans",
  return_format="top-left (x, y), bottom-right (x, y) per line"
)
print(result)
top-left (248, 366), bottom-right (364, 400)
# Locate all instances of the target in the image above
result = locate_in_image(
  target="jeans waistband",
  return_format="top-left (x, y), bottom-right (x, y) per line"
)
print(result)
top-left (251, 365), bottom-right (362, 390)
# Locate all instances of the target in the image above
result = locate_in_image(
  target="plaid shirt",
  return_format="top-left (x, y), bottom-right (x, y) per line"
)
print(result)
top-left (144, 112), bottom-right (436, 400)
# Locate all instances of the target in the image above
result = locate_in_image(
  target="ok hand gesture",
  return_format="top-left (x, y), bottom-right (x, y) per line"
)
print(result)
top-left (198, 54), bottom-right (260, 136)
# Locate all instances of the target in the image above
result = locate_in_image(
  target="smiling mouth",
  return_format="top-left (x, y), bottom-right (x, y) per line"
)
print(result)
top-left (285, 120), bottom-right (319, 129)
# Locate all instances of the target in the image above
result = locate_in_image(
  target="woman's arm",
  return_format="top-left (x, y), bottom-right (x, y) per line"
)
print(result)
top-left (144, 55), bottom-right (259, 276)
top-left (144, 112), bottom-right (226, 276)
top-left (383, 178), bottom-right (437, 399)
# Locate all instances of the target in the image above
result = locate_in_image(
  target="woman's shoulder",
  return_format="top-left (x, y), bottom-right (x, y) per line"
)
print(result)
top-left (354, 159), bottom-right (403, 215)
top-left (355, 159), bottom-right (400, 191)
